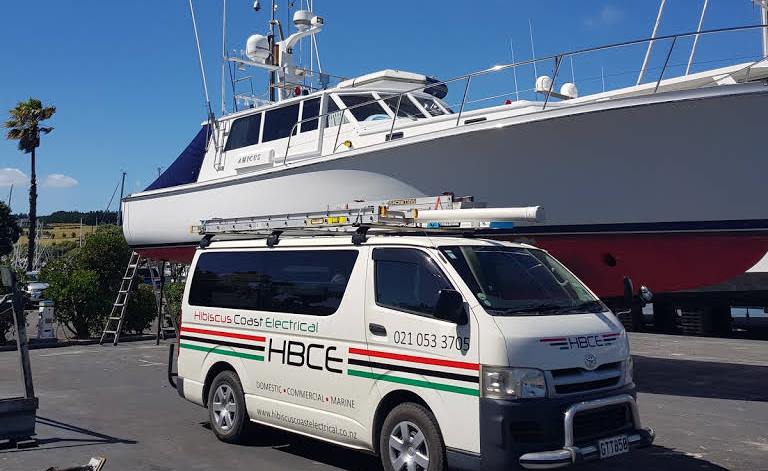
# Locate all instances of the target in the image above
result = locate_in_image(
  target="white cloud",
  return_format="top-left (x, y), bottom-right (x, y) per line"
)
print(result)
top-left (43, 173), bottom-right (79, 188)
top-left (584, 5), bottom-right (624, 28)
top-left (0, 168), bottom-right (28, 187)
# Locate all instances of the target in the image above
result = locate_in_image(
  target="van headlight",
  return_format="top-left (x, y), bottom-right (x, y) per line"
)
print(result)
top-left (481, 366), bottom-right (547, 399)
top-left (623, 357), bottom-right (634, 386)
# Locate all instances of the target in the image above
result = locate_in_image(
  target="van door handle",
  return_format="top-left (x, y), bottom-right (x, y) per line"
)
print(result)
top-left (369, 323), bottom-right (387, 336)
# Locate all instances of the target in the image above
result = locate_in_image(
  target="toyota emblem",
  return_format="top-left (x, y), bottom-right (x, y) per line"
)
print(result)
top-left (584, 353), bottom-right (598, 370)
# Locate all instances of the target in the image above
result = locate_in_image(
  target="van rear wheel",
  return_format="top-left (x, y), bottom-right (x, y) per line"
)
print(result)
top-left (379, 403), bottom-right (445, 471)
top-left (208, 370), bottom-right (248, 443)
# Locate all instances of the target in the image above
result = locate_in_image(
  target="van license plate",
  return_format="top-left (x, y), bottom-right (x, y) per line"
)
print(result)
top-left (598, 434), bottom-right (629, 459)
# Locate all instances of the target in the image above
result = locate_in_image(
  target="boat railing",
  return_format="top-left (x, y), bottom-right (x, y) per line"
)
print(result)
top-left (282, 23), bottom-right (768, 165)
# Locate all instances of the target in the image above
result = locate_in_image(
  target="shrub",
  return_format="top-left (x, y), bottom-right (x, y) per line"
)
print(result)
top-left (124, 283), bottom-right (157, 335)
top-left (165, 281), bottom-right (185, 328)
top-left (40, 255), bottom-right (103, 338)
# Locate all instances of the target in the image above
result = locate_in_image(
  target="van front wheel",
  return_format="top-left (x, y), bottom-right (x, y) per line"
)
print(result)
top-left (208, 370), bottom-right (248, 443)
top-left (379, 403), bottom-right (445, 471)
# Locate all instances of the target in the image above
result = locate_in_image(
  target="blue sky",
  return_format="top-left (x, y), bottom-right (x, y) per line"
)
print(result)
top-left (0, 1), bottom-right (764, 215)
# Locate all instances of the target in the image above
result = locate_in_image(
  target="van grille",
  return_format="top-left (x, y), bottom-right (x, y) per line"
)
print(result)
top-left (573, 404), bottom-right (633, 444)
top-left (548, 361), bottom-right (623, 396)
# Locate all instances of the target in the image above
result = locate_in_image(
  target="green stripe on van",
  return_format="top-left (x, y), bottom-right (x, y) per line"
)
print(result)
top-left (347, 369), bottom-right (479, 397)
top-left (180, 342), bottom-right (265, 362)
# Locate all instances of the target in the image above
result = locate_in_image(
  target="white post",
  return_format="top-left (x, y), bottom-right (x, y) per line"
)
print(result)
top-left (686, 0), bottom-right (708, 75)
top-left (637, 0), bottom-right (667, 85)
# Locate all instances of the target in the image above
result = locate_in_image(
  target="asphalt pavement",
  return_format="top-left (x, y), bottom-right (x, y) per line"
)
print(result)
top-left (0, 333), bottom-right (766, 471)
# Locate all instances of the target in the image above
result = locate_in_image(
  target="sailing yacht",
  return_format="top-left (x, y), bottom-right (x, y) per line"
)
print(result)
top-left (123, 2), bottom-right (768, 298)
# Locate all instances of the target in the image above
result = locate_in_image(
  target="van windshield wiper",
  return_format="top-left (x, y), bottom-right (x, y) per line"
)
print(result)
top-left (557, 300), bottom-right (605, 313)
top-left (493, 303), bottom-right (570, 315)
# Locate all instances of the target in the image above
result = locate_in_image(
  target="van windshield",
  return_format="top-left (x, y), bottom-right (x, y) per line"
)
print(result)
top-left (439, 246), bottom-right (604, 315)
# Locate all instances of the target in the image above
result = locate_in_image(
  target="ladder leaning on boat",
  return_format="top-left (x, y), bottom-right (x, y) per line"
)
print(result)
top-left (194, 193), bottom-right (544, 247)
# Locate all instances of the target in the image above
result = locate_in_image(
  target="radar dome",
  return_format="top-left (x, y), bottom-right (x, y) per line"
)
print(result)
top-left (293, 10), bottom-right (313, 31)
top-left (535, 75), bottom-right (553, 93)
top-left (246, 34), bottom-right (270, 63)
top-left (560, 82), bottom-right (578, 99)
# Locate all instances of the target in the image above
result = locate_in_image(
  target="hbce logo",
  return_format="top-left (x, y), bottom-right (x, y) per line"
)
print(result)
top-left (266, 339), bottom-right (343, 374)
top-left (540, 333), bottom-right (619, 350)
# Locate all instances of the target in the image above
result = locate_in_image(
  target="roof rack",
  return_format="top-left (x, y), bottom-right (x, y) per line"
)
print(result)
top-left (195, 194), bottom-right (543, 247)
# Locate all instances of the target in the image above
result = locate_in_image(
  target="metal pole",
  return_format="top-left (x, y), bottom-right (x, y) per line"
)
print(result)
top-left (637, 0), bottom-right (667, 85)
top-left (510, 41), bottom-right (520, 101)
top-left (455, 75), bottom-right (473, 126)
top-left (11, 273), bottom-right (35, 399)
top-left (543, 55), bottom-right (562, 110)
top-left (269, 0), bottom-right (277, 102)
top-left (762, 3), bottom-right (768, 59)
top-left (156, 261), bottom-right (166, 345)
top-left (655, 36), bottom-right (677, 93)
top-left (529, 19), bottom-right (538, 78)
top-left (117, 171), bottom-right (126, 226)
top-left (221, 0), bottom-right (227, 115)
top-left (686, 0), bottom-right (709, 75)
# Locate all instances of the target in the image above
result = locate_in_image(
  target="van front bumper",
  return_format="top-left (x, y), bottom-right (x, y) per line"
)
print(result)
top-left (475, 385), bottom-right (654, 470)
top-left (517, 394), bottom-right (654, 469)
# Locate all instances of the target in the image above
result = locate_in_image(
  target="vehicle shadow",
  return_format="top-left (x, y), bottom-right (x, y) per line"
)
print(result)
top-left (581, 444), bottom-right (728, 470)
top-left (633, 355), bottom-right (768, 402)
top-left (0, 416), bottom-right (137, 453)
top-left (201, 420), bottom-right (381, 470)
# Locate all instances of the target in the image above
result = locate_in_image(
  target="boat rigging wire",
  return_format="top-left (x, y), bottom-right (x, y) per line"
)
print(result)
top-left (187, 0), bottom-right (219, 150)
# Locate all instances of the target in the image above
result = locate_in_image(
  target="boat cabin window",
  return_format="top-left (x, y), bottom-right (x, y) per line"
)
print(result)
top-left (382, 94), bottom-right (426, 120)
top-left (414, 96), bottom-right (449, 116)
top-left (262, 102), bottom-right (300, 143)
top-left (300, 97), bottom-right (321, 133)
top-left (325, 98), bottom-right (349, 127)
top-left (224, 113), bottom-right (262, 151)
top-left (339, 94), bottom-right (390, 122)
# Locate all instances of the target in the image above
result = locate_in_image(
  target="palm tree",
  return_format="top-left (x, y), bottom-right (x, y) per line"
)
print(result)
top-left (3, 98), bottom-right (56, 271)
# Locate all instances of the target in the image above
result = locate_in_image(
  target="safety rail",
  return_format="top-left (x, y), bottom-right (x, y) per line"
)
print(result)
top-left (277, 24), bottom-right (768, 165)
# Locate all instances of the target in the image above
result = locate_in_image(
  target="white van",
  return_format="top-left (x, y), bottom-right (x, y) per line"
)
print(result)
top-left (172, 235), bottom-right (654, 470)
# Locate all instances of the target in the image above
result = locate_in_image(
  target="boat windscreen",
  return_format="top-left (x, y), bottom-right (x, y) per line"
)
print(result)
top-left (145, 124), bottom-right (209, 191)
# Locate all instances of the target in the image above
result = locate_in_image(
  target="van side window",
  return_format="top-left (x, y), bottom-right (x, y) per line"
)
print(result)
top-left (373, 248), bottom-right (451, 316)
top-left (300, 98), bottom-right (321, 133)
top-left (262, 103), bottom-right (300, 143)
top-left (224, 113), bottom-right (262, 151)
top-left (188, 250), bottom-right (358, 316)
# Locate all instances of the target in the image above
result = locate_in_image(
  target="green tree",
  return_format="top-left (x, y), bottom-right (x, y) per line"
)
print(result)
top-left (40, 225), bottom-right (132, 338)
top-left (3, 98), bottom-right (56, 271)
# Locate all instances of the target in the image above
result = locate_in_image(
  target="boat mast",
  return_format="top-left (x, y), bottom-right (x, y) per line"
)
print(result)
top-left (758, 0), bottom-right (768, 59)
top-left (269, 0), bottom-right (277, 102)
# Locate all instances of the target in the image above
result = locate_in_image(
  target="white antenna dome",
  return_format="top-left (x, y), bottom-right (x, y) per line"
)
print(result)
top-left (535, 75), bottom-right (553, 93)
top-left (293, 10), bottom-right (313, 31)
top-left (560, 82), bottom-right (578, 99)
top-left (246, 34), bottom-right (270, 63)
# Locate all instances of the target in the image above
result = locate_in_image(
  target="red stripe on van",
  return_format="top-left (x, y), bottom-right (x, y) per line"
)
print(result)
top-left (349, 347), bottom-right (479, 371)
top-left (181, 326), bottom-right (266, 343)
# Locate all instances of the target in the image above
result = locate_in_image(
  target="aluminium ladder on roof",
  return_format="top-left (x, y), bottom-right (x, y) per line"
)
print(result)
top-left (99, 251), bottom-right (141, 346)
top-left (195, 194), bottom-right (543, 242)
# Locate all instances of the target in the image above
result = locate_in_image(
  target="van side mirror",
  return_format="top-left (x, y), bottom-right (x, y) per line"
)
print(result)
top-left (434, 289), bottom-right (468, 325)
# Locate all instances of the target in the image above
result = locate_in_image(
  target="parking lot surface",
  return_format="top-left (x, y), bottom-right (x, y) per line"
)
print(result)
top-left (1, 333), bottom-right (766, 471)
